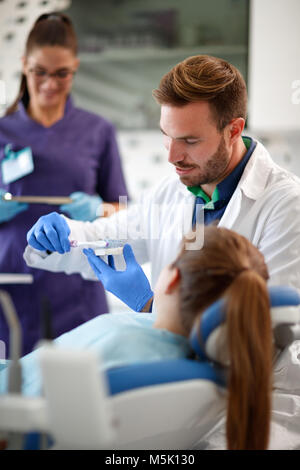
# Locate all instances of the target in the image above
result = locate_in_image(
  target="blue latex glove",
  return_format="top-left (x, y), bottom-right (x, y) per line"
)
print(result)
top-left (83, 244), bottom-right (153, 312)
top-left (60, 191), bottom-right (103, 221)
top-left (0, 189), bottom-right (28, 223)
top-left (26, 211), bottom-right (70, 254)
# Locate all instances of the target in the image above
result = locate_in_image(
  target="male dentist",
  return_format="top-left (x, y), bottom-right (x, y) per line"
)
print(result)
top-left (25, 55), bottom-right (300, 450)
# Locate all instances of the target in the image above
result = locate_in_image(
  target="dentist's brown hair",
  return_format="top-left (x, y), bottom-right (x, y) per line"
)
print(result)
top-left (153, 54), bottom-right (247, 131)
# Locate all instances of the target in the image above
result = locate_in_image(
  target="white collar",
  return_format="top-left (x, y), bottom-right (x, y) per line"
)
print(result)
top-left (239, 140), bottom-right (274, 200)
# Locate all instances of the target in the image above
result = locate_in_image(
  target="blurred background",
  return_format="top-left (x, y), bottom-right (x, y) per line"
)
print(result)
top-left (0, 0), bottom-right (300, 201)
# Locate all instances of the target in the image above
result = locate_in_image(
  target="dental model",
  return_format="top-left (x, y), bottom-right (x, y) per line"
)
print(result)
top-left (70, 239), bottom-right (125, 256)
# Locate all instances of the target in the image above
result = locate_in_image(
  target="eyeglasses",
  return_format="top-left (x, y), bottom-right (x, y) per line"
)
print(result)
top-left (28, 67), bottom-right (76, 83)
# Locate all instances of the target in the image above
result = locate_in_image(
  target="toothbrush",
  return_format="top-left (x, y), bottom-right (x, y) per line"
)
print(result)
top-left (70, 240), bottom-right (107, 248)
top-left (70, 239), bottom-right (125, 256)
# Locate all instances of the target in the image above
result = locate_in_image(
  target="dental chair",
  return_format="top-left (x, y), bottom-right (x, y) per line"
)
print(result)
top-left (37, 285), bottom-right (300, 450)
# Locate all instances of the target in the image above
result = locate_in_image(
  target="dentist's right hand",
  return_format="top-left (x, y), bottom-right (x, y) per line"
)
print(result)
top-left (26, 212), bottom-right (71, 254)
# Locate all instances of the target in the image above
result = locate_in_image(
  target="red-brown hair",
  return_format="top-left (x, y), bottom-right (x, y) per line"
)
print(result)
top-left (172, 225), bottom-right (272, 450)
top-left (153, 55), bottom-right (247, 131)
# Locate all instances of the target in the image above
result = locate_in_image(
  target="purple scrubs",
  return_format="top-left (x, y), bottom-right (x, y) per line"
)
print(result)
top-left (0, 96), bottom-right (128, 357)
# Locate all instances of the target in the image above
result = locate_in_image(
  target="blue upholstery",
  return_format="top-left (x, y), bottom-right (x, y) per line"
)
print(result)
top-left (190, 285), bottom-right (300, 362)
top-left (107, 285), bottom-right (300, 396)
top-left (268, 285), bottom-right (300, 306)
top-left (106, 359), bottom-right (226, 396)
top-left (22, 285), bottom-right (300, 450)
top-left (190, 299), bottom-right (224, 361)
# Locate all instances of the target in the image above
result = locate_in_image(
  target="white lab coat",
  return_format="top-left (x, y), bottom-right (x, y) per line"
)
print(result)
top-left (24, 138), bottom-right (300, 449)
top-left (24, 138), bottom-right (300, 290)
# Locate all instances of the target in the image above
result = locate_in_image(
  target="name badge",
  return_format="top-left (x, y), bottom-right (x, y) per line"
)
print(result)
top-left (1, 144), bottom-right (34, 184)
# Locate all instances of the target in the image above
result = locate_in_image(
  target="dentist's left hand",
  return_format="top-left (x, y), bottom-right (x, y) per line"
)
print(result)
top-left (27, 212), bottom-right (71, 254)
top-left (83, 244), bottom-right (153, 312)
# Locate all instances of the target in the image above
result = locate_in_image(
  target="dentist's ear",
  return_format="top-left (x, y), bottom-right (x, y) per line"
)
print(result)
top-left (226, 117), bottom-right (245, 145)
top-left (74, 57), bottom-right (80, 71)
top-left (165, 266), bottom-right (181, 295)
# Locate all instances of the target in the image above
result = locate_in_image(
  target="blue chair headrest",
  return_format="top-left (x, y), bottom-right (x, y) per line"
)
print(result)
top-left (190, 285), bottom-right (300, 365)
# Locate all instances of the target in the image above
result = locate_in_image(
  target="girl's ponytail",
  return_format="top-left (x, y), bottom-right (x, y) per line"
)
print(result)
top-left (225, 269), bottom-right (273, 450)
top-left (174, 225), bottom-right (272, 449)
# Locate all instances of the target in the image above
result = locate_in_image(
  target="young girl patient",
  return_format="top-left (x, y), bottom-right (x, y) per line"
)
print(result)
top-left (0, 225), bottom-right (273, 449)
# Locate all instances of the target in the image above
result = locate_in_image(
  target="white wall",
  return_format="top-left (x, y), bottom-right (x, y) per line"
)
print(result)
top-left (248, 0), bottom-right (300, 132)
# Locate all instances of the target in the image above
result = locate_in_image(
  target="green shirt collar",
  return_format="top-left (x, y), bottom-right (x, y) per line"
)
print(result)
top-left (188, 185), bottom-right (220, 209)
top-left (187, 136), bottom-right (253, 210)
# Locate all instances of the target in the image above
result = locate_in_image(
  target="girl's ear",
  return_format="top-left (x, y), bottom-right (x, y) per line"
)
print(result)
top-left (165, 266), bottom-right (181, 294)
top-left (21, 56), bottom-right (27, 74)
